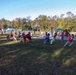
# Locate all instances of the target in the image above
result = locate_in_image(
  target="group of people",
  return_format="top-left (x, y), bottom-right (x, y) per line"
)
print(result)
top-left (60, 30), bottom-right (70, 40)
top-left (6, 30), bottom-right (75, 47)
top-left (6, 32), bottom-right (17, 41)
top-left (6, 31), bottom-right (32, 42)
top-left (43, 32), bottom-right (57, 44)
top-left (43, 31), bottom-right (74, 47)
top-left (21, 32), bottom-right (32, 42)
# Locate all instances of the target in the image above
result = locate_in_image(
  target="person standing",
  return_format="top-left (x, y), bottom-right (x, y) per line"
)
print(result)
top-left (50, 33), bottom-right (57, 44)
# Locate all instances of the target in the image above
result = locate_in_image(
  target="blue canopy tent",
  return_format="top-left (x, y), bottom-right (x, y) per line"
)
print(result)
top-left (6, 28), bottom-right (16, 32)
top-left (56, 28), bottom-right (63, 31)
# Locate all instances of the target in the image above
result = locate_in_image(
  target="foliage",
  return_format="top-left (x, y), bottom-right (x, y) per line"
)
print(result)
top-left (0, 11), bottom-right (76, 31)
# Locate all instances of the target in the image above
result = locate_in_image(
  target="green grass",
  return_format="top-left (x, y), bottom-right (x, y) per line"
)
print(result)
top-left (0, 34), bottom-right (76, 75)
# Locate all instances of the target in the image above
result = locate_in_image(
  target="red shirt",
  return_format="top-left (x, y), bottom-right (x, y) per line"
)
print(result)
top-left (63, 32), bottom-right (66, 36)
top-left (68, 35), bottom-right (73, 43)
top-left (25, 34), bottom-right (30, 38)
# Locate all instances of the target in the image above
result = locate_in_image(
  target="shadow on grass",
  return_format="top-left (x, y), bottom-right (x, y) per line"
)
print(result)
top-left (0, 38), bottom-right (76, 75)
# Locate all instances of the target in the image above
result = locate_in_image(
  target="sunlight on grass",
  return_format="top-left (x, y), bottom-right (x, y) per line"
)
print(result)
top-left (6, 49), bottom-right (20, 54)
top-left (63, 59), bottom-right (71, 66)
top-left (0, 55), bottom-right (16, 67)
top-left (20, 50), bottom-right (32, 55)
top-left (38, 52), bottom-right (48, 59)
top-left (52, 49), bottom-right (63, 58)
top-left (34, 52), bottom-right (49, 64)
top-left (62, 57), bottom-right (75, 67)
top-left (0, 41), bottom-right (19, 46)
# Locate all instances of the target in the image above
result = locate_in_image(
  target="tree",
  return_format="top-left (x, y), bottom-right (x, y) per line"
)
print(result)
top-left (66, 11), bottom-right (74, 31)
top-left (21, 18), bottom-right (27, 30)
top-left (51, 15), bottom-right (59, 32)
top-left (26, 16), bottom-right (32, 30)
top-left (60, 14), bottom-right (64, 18)
top-left (66, 11), bottom-right (74, 18)
top-left (12, 18), bottom-right (22, 29)
top-left (57, 14), bottom-right (65, 29)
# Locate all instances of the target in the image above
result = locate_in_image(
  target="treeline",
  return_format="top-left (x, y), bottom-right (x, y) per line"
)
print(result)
top-left (0, 11), bottom-right (76, 32)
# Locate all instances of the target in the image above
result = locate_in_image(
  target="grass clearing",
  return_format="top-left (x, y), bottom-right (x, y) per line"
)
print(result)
top-left (0, 34), bottom-right (76, 75)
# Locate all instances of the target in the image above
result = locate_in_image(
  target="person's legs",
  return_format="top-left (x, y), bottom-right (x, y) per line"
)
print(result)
top-left (20, 37), bottom-right (23, 42)
top-left (7, 38), bottom-right (9, 41)
top-left (64, 41), bottom-right (69, 46)
top-left (7, 37), bottom-right (10, 41)
top-left (69, 42), bottom-right (73, 46)
top-left (28, 37), bottom-right (32, 42)
top-left (8, 37), bottom-right (10, 41)
top-left (50, 39), bottom-right (55, 44)
top-left (24, 36), bottom-right (26, 42)
top-left (13, 37), bottom-right (17, 41)
top-left (43, 39), bottom-right (47, 44)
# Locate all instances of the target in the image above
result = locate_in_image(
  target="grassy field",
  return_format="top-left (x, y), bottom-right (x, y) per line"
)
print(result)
top-left (0, 34), bottom-right (76, 75)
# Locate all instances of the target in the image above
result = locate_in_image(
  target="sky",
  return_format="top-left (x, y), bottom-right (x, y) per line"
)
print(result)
top-left (0, 0), bottom-right (76, 20)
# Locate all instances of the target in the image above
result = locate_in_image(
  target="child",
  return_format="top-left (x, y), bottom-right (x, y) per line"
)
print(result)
top-left (25, 32), bottom-right (32, 42)
top-left (10, 31), bottom-right (13, 38)
top-left (61, 31), bottom-right (65, 40)
top-left (6, 34), bottom-right (10, 41)
top-left (50, 33), bottom-right (57, 44)
top-left (18, 31), bottom-right (21, 38)
top-left (43, 33), bottom-right (50, 44)
top-left (13, 32), bottom-right (17, 41)
top-left (64, 34), bottom-right (74, 47)
top-left (23, 32), bottom-right (32, 42)
top-left (20, 32), bottom-right (25, 42)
